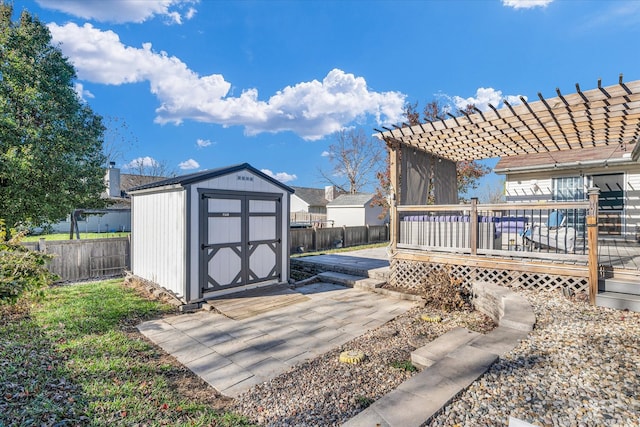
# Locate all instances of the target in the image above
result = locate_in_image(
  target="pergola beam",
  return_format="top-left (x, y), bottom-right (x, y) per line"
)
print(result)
top-left (378, 76), bottom-right (640, 162)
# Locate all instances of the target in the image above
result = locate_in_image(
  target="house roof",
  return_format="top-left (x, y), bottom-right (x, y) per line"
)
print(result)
top-left (120, 174), bottom-right (166, 192)
top-left (494, 142), bottom-right (640, 173)
top-left (376, 76), bottom-right (640, 163)
top-left (327, 193), bottom-right (374, 207)
top-left (128, 163), bottom-right (295, 193)
top-left (290, 186), bottom-right (330, 207)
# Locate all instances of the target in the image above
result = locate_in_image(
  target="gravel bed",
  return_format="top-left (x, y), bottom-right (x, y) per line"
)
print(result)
top-left (232, 306), bottom-right (494, 426)
top-left (233, 289), bottom-right (640, 426)
top-left (428, 290), bottom-right (640, 426)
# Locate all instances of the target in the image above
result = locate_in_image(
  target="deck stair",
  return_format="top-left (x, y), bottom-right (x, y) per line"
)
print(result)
top-left (596, 278), bottom-right (640, 312)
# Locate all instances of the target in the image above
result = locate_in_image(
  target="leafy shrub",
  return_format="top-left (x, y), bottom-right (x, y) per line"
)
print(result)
top-left (0, 220), bottom-right (57, 305)
top-left (420, 267), bottom-right (471, 311)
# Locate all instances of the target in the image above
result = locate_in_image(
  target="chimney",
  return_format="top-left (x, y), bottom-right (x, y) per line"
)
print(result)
top-left (325, 185), bottom-right (335, 202)
top-left (105, 165), bottom-right (121, 198)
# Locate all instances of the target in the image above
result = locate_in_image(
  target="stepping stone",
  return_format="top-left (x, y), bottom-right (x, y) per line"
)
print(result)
top-left (411, 327), bottom-right (480, 369)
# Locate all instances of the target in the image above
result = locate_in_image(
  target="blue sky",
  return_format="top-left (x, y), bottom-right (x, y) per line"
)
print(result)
top-left (18, 0), bottom-right (640, 197)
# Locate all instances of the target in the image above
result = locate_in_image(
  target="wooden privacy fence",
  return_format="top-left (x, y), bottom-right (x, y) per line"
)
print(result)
top-left (290, 224), bottom-right (389, 253)
top-left (20, 227), bottom-right (387, 281)
top-left (22, 237), bottom-right (130, 282)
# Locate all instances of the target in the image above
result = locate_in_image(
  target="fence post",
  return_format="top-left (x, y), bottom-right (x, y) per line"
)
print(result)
top-left (342, 225), bottom-right (347, 248)
top-left (366, 225), bottom-right (370, 244)
top-left (312, 227), bottom-right (317, 251)
top-left (38, 238), bottom-right (46, 253)
top-left (587, 187), bottom-right (600, 305)
top-left (470, 198), bottom-right (478, 255)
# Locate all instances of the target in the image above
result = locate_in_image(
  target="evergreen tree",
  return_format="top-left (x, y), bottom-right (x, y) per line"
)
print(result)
top-left (0, 3), bottom-right (106, 234)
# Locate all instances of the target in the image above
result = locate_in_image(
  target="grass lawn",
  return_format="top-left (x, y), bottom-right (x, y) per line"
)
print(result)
top-left (22, 232), bottom-right (130, 242)
top-left (0, 279), bottom-right (251, 426)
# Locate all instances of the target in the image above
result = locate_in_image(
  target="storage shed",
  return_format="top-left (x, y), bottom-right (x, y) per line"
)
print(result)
top-left (327, 193), bottom-right (385, 227)
top-left (128, 163), bottom-right (293, 303)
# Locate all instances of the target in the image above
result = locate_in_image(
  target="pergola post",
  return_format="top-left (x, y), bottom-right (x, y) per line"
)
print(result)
top-left (389, 142), bottom-right (400, 252)
top-left (587, 187), bottom-right (600, 305)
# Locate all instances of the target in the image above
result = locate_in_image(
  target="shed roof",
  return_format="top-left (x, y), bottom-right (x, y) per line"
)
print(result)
top-left (128, 163), bottom-right (294, 193)
top-left (376, 76), bottom-right (640, 162)
top-left (328, 193), bottom-right (374, 206)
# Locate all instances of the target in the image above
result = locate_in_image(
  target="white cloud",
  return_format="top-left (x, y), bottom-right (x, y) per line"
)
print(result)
top-left (73, 82), bottom-right (94, 101)
top-left (196, 138), bottom-right (213, 148)
top-left (123, 156), bottom-right (159, 169)
top-left (452, 88), bottom-right (526, 113)
top-left (321, 151), bottom-right (331, 157)
top-left (47, 23), bottom-right (406, 140)
top-left (502, 0), bottom-right (553, 9)
top-left (36, 0), bottom-right (198, 24)
top-left (260, 169), bottom-right (297, 183)
top-left (178, 159), bottom-right (200, 170)
top-left (504, 94), bottom-right (526, 106)
top-left (185, 7), bottom-right (197, 20)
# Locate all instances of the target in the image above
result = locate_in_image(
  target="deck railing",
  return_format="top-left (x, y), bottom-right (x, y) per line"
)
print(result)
top-left (396, 200), bottom-right (591, 263)
top-left (392, 189), bottom-right (600, 304)
top-left (290, 212), bottom-right (329, 227)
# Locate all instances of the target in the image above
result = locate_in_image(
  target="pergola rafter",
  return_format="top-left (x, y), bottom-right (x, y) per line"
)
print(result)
top-left (376, 76), bottom-right (640, 162)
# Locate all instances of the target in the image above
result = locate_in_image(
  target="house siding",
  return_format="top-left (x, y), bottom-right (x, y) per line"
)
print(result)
top-left (51, 210), bottom-right (131, 233)
top-left (328, 206), bottom-right (364, 227)
top-left (504, 165), bottom-right (640, 240)
top-left (290, 194), bottom-right (310, 213)
top-left (364, 204), bottom-right (385, 226)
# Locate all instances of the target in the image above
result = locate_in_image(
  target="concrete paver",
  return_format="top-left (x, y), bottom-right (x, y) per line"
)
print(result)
top-left (411, 327), bottom-right (481, 368)
top-left (138, 281), bottom-right (416, 398)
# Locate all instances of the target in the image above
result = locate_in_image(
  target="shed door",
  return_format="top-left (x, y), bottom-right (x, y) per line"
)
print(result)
top-left (200, 191), bottom-right (282, 294)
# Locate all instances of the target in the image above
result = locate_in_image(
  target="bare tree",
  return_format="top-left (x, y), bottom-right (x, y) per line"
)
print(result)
top-left (121, 157), bottom-right (176, 190)
top-left (478, 179), bottom-right (506, 203)
top-left (319, 128), bottom-right (385, 194)
top-left (102, 116), bottom-right (137, 166)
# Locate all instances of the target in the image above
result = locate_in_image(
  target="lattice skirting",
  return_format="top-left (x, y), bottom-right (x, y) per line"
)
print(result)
top-left (390, 258), bottom-right (589, 293)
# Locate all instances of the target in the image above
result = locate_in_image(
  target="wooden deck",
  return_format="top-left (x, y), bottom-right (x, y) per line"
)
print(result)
top-left (205, 285), bottom-right (309, 320)
top-left (599, 238), bottom-right (640, 272)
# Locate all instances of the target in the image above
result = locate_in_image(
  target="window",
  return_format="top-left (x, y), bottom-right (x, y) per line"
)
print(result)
top-left (552, 176), bottom-right (586, 236)
top-left (552, 176), bottom-right (585, 202)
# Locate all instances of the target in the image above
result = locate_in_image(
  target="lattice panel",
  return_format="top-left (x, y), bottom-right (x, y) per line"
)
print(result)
top-left (390, 258), bottom-right (588, 294)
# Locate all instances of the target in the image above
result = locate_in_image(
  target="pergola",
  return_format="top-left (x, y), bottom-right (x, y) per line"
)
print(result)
top-left (374, 75), bottom-right (640, 305)
top-left (376, 75), bottom-right (640, 162)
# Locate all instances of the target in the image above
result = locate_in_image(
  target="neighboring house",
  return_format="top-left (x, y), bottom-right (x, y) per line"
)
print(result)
top-left (326, 193), bottom-right (385, 227)
top-left (50, 163), bottom-right (165, 233)
top-left (494, 143), bottom-right (640, 241)
top-left (290, 185), bottom-right (339, 226)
